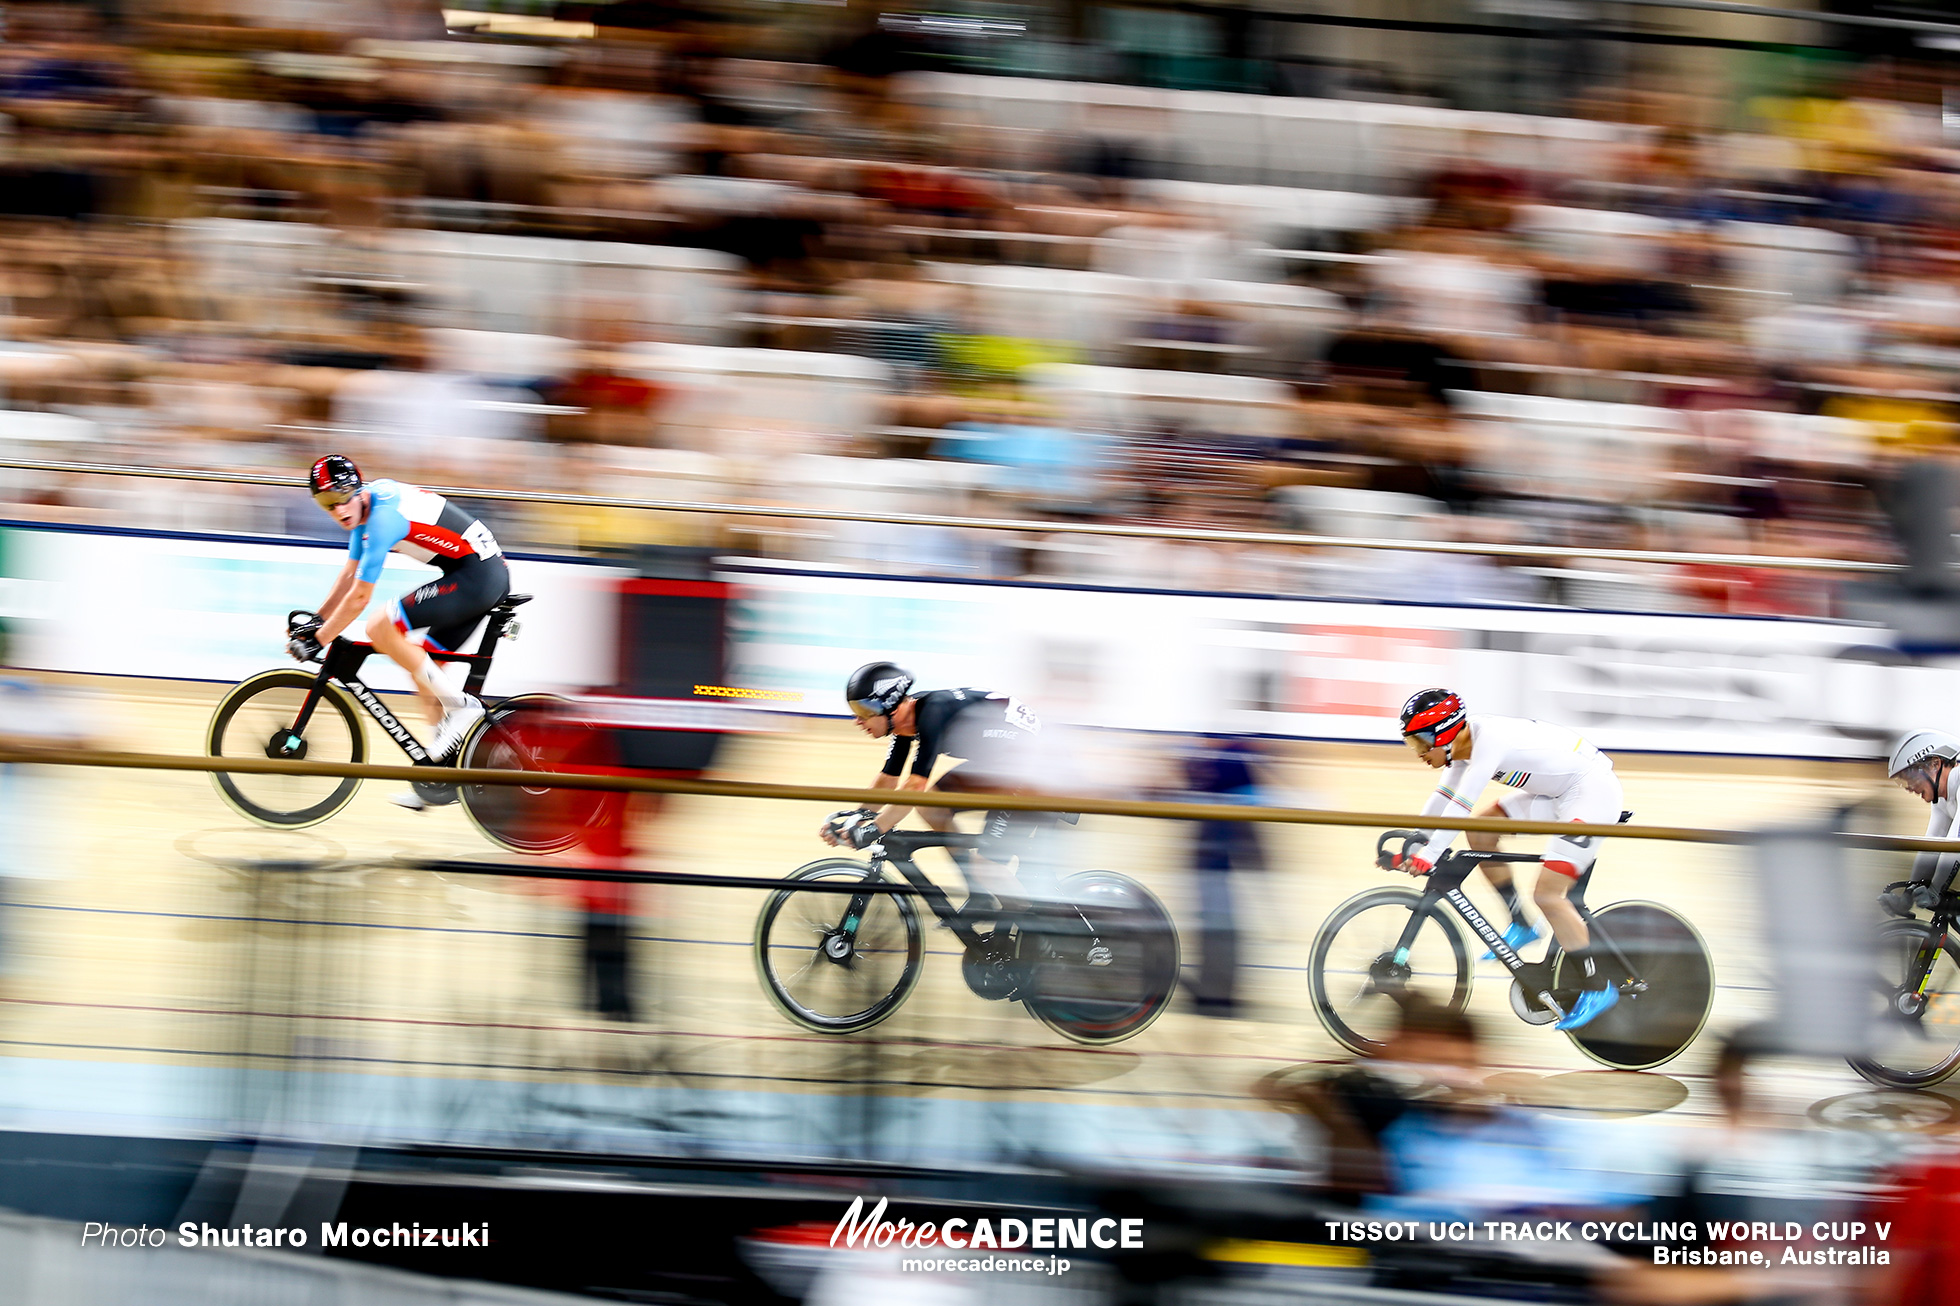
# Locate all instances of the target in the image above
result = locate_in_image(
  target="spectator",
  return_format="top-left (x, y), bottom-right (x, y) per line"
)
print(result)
top-left (1175, 734), bottom-right (1267, 1016)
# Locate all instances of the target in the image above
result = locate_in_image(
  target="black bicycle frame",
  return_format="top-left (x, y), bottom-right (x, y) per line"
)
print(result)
top-left (1393, 849), bottom-right (1647, 1018)
top-left (834, 832), bottom-right (990, 951)
top-left (280, 605), bottom-right (521, 767)
top-left (1902, 902), bottom-right (1958, 1009)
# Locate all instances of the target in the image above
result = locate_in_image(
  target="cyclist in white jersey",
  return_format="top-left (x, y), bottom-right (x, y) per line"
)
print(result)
top-left (1391, 688), bottom-right (1626, 1031)
top-left (1882, 730), bottom-right (1960, 916)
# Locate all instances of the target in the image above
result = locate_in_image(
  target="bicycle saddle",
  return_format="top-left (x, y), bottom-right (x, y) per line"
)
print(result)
top-left (495, 593), bottom-right (534, 609)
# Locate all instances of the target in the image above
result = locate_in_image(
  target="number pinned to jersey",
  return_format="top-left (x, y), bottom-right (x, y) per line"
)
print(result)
top-left (1004, 698), bottom-right (1041, 733)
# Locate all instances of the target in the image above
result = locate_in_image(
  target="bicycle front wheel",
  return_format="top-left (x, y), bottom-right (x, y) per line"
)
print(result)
top-left (1310, 887), bottom-right (1471, 1056)
top-left (1023, 871), bottom-right (1180, 1045)
top-left (754, 860), bottom-right (923, 1035)
top-left (207, 670), bottom-right (365, 828)
top-left (1555, 901), bottom-right (1713, 1071)
top-left (1849, 920), bottom-right (1960, 1089)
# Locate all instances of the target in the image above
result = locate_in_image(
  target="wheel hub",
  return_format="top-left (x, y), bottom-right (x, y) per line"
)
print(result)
top-left (823, 932), bottom-right (855, 963)
top-left (1367, 954), bottom-right (1411, 992)
top-left (265, 729), bottom-right (307, 761)
top-left (1897, 991), bottom-right (1927, 1018)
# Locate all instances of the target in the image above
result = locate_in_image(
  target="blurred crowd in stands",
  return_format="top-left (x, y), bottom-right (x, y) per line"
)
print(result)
top-left (0, 0), bottom-right (1954, 612)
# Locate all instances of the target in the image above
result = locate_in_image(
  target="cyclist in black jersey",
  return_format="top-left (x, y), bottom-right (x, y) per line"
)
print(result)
top-left (822, 662), bottom-right (1057, 910)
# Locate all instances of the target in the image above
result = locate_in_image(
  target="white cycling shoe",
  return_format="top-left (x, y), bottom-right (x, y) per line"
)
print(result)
top-left (430, 696), bottom-right (485, 759)
top-left (391, 788), bottom-right (430, 812)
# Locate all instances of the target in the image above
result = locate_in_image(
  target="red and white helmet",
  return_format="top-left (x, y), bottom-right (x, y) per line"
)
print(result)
top-left (1399, 688), bottom-right (1467, 747)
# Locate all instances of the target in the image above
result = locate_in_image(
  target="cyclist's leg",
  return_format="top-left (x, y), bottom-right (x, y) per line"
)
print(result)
top-left (1482, 792), bottom-right (1548, 933)
top-left (979, 808), bottom-right (1061, 904)
top-left (1536, 770), bottom-right (1624, 968)
top-left (365, 558), bottom-right (507, 728)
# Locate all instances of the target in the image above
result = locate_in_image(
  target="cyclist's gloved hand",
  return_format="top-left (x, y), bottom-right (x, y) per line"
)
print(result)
top-left (287, 632), bottom-right (324, 663)
top-left (1389, 852), bottom-right (1433, 876)
top-left (1881, 882), bottom-right (1938, 917)
top-left (827, 809), bottom-right (883, 850)
top-left (820, 808), bottom-right (865, 845)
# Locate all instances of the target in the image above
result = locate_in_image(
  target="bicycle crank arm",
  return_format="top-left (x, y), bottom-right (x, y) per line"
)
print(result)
top-left (1536, 990), bottom-right (1568, 1020)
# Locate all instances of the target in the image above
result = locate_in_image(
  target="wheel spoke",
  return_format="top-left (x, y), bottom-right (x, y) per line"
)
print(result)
top-left (211, 678), bottom-right (360, 826)
top-left (1313, 894), bottom-right (1468, 1053)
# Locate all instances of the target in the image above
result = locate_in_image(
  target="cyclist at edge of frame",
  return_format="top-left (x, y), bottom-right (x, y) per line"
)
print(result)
top-left (820, 662), bottom-right (1063, 920)
top-left (1881, 729), bottom-right (1960, 917)
top-left (293, 454), bottom-right (509, 810)
top-left (1391, 688), bottom-right (1626, 1032)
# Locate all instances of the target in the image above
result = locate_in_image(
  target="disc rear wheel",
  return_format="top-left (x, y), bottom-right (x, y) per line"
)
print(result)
top-left (1022, 871), bottom-right (1180, 1045)
top-left (1554, 901), bottom-right (1713, 1070)
top-left (458, 694), bottom-right (610, 854)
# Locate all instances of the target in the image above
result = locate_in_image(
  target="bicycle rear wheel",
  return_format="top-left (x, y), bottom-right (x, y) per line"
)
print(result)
top-left (1310, 887), bottom-right (1472, 1056)
top-left (1555, 901), bottom-right (1712, 1070)
top-left (1848, 920), bottom-right (1960, 1088)
top-left (207, 670), bottom-right (364, 828)
top-left (457, 694), bottom-right (610, 854)
top-left (1023, 871), bottom-right (1180, 1045)
top-left (754, 860), bottom-right (923, 1034)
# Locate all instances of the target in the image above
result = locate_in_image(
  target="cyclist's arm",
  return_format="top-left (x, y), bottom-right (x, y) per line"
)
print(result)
top-left (1911, 802), bottom-right (1960, 887)
top-left (315, 558), bottom-right (358, 630)
top-left (870, 772), bottom-right (931, 832)
top-left (1413, 758), bottom-right (1490, 864)
top-left (316, 579), bottom-right (375, 644)
top-left (317, 496), bottom-right (407, 644)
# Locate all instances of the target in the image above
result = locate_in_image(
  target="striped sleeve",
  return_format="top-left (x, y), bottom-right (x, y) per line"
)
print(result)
top-left (1415, 751), bottom-right (1496, 864)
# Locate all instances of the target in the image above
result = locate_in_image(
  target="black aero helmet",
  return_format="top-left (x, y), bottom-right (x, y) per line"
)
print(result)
top-left (845, 661), bottom-right (914, 721)
top-left (308, 454), bottom-right (363, 507)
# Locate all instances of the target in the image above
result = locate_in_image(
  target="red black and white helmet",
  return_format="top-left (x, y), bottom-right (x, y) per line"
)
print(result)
top-left (308, 454), bottom-right (363, 508)
top-left (1400, 688), bottom-right (1467, 748)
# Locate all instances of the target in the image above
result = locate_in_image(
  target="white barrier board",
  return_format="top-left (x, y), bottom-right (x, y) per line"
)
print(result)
top-left (0, 525), bottom-right (1938, 757)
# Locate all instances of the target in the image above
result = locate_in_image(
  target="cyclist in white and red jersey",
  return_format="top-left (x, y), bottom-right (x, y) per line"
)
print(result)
top-left (1391, 688), bottom-right (1626, 1031)
top-left (293, 456), bottom-right (509, 804)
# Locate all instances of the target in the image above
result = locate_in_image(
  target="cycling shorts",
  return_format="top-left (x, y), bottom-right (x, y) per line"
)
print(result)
top-left (388, 554), bottom-right (509, 653)
top-left (1494, 768), bottom-right (1624, 878)
top-left (933, 768), bottom-right (1054, 862)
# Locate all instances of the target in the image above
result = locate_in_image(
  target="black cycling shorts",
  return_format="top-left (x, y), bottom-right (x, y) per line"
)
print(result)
top-left (978, 808), bottom-right (1052, 862)
top-left (937, 769), bottom-right (1054, 862)
top-left (388, 554), bottom-right (509, 653)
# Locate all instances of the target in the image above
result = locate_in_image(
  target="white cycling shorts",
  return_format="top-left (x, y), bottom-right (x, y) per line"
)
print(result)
top-left (1495, 768), bottom-right (1624, 878)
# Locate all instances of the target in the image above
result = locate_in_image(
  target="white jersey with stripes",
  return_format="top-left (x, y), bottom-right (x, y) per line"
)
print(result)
top-left (1414, 713), bottom-right (1614, 863)
top-left (1915, 781), bottom-right (1960, 887)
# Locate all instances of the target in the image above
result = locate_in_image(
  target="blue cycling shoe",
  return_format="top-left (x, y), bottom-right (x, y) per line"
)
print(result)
top-left (1481, 921), bottom-right (1540, 961)
top-left (1556, 985), bottom-right (1620, 1031)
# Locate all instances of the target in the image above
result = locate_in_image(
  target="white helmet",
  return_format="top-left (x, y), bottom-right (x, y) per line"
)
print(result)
top-left (1888, 730), bottom-right (1960, 779)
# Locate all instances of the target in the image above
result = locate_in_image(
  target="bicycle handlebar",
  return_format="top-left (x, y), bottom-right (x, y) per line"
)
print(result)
top-left (1375, 828), bottom-right (1545, 873)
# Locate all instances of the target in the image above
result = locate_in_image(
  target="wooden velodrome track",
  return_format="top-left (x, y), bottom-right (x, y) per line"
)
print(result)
top-left (0, 673), bottom-right (1942, 1169)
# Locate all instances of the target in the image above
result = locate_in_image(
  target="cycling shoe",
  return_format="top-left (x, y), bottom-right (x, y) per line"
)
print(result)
top-left (1556, 985), bottom-right (1620, 1031)
top-left (1482, 921), bottom-right (1540, 961)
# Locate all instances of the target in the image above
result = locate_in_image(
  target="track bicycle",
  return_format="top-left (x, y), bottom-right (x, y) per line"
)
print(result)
top-left (754, 829), bottom-right (1180, 1044)
top-left (1850, 883), bottom-right (1960, 1088)
top-left (206, 594), bottom-right (608, 853)
top-left (1308, 829), bottom-right (1714, 1070)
